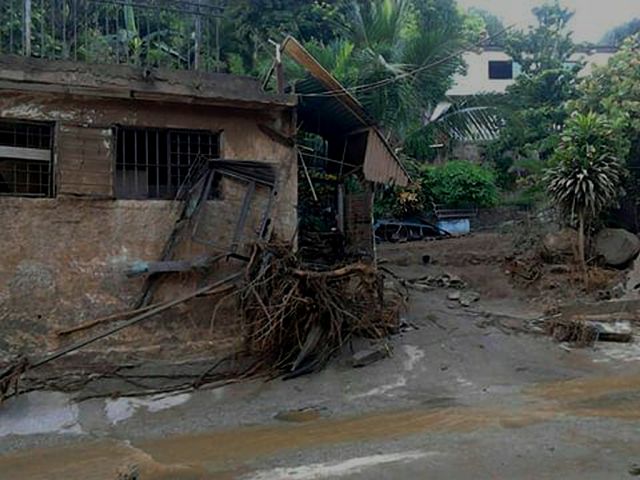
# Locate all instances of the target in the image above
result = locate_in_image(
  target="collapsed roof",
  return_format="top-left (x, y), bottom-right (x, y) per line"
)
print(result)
top-left (282, 37), bottom-right (409, 187)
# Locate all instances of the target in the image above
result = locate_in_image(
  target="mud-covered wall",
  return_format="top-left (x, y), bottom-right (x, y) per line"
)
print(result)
top-left (0, 92), bottom-right (296, 358)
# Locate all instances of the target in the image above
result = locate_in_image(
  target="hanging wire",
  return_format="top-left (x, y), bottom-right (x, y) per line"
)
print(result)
top-left (297, 25), bottom-right (516, 99)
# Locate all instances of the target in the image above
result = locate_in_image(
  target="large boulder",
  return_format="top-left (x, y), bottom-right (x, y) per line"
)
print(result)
top-left (541, 229), bottom-right (577, 261)
top-left (594, 228), bottom-right (640, 267)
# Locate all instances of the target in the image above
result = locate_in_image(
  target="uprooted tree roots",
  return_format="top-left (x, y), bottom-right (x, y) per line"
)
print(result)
top-left (239, 243), bottom-right (400, 377)
top-left (0, 241), bottom-right (403, 402)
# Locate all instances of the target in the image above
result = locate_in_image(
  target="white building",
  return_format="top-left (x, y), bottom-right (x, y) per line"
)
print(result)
top-left (448, 46), bottom-right (617, 96)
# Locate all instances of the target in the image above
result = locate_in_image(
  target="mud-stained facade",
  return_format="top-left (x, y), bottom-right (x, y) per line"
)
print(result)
top-left (0, 56), bottom-right (297, 356)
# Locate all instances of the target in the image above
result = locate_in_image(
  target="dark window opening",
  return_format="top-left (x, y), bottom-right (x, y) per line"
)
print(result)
top-left (488, 60), bottom-right (513, 80)
top-left (115, 127), bottom-right (220, 199)
top-left (0, 120), bottom-right (54, 198)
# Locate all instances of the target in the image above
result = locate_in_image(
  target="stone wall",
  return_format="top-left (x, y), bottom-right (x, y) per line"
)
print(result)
top-left (345, 190), bottom-right (374, 258)
top-left (0, 92), bottom-right (296, 359)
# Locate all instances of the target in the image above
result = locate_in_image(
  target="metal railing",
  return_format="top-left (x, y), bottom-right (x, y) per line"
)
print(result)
top-left (0, 0), bottom-right (225, 71)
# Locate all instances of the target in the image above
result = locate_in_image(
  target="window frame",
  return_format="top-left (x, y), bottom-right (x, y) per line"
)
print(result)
top-left (0, 119), bottom-right (55, 198)
top-left (113, 125), bottom-right (221, 200)
top-left (488, 60), bottom-right (514, 80)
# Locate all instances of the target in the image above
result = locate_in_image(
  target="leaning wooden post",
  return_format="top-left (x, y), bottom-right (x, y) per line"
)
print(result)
top-left (23, 0), bottom-right (32, 56)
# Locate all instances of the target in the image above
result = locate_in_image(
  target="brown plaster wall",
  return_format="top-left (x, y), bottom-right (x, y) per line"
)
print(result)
top-left (0, 92), bottom-right (296, 359)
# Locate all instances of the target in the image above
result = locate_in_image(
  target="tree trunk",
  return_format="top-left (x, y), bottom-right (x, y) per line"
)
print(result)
top-left (577, 212), bottom-right (587, 283)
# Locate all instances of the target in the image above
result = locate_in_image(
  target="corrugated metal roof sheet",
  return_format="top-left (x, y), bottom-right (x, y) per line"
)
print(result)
top-left (282, 36), bottom-right (409, 187)
top-left (364, 128), bottom-right (408, 186)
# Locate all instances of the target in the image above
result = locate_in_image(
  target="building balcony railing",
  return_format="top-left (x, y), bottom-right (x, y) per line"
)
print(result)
top-left (0, 0), bottom-right (225, 71)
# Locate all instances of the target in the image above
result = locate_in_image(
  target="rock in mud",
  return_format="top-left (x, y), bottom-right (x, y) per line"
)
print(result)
top-left (459, 291), bottom-right (480, 307)
top-left (351, 345), bottom-right (389, 368)
top-left (541, 229), bottom-right (577, 261)
top-left (447, 291), bottom-right (461, 301)
top-left (594, 228), bottom-right (640, 267)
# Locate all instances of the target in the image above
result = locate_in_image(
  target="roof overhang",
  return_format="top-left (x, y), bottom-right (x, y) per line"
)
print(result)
top-left (0, 55), bottom-right (296, 110)
top-left (282, 37), bottom-right (409, 187)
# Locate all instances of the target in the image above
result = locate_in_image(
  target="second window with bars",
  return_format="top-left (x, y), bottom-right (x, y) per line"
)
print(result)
top-left (114, 126), bottom-right (220, 199)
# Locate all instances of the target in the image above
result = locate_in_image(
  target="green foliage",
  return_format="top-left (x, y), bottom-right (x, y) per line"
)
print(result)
top-left (375, 159), bottom-right (499, 219)
top-left (486, 1), bottom-right (581, 188)
top-left (294, 0), bottom-right (500, 162)
top-left (374, 181), bottom-right (427, 219)
top-left (545, 112), bottom-right (626, 219)
top-left (544, 111), bottom-right (627, 265)
top-left (506, 1), bottom-right (576, 73)
top-left (467, 7), bottom-right (507, 47)
top-left (421, 160), bottom-right (499, 208)
top-left (601, 18), bottom-right (640, 46)
top-left (569, 35), bottom-right (640, 164)
top-left (568, 35), bottom-right (640, 207)
top-left (221, 0), bottom-right (350, 75)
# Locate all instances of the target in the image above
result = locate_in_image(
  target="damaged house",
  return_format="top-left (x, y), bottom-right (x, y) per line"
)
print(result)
top-left (0, 55), bottom-right (298, 355)
top-left (0, 37), bottom-right (406, 365)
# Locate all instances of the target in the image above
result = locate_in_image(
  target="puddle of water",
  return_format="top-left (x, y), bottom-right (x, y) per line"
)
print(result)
top-left (530, 373), bottom-right (640, 402)
top-left (403, 345), bottom-right (425, 371)
top-left (105, 393), bottom-right (192, 425)
top-left (594, 343), bottom-right (640, 363)
top-left (0, 391), bottom-right (81, 437)
top-left (3, 374), bottom-right (640, 478)
top-left (243, 450), bottom-right (438, 480)
top-left (347, 376), bottom-right (407, 400)
top-left (347, 345), bottom-right (425, 400)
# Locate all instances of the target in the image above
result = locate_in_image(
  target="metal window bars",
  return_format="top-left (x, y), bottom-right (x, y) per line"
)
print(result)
top-left (0, 120), bottom-right (53, 197)
top-left (114, 126), bottom-right (220, 199)
top-left (1, 0), bottom-right (225, 72)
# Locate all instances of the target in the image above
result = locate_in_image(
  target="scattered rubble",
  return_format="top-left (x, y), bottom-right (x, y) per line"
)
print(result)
top-left (544, 299), bottom-right (639, 346)
top-left (589, 321), bottom-right (633, 343)
top-left (547, 317), bottom-right (633, 346)
top-left (447, 291), bottom-right (461, 301)
top-left (407, 273), bottom-right (466, 290)
top-left (459, 291), bottom-right (481, 307)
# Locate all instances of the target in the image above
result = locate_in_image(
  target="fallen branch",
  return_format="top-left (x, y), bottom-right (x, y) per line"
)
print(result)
top-left (0, 273), bottom-right (243, 403)
top-left (55, 304), bottom-right (157, 337)
top-left (291, 262), bottom-right (373, 279)
top-left (33, 273), bottom-right (242, 369)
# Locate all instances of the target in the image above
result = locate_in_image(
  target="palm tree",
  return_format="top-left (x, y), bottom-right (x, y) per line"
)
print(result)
top-left (545, 112), bottom-right (627, 271)
top-left (301, 0), bottom-right (501, 158)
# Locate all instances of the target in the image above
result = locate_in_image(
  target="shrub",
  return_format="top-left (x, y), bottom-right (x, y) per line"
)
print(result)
top-left (420, 160), bottom-right (499, 208)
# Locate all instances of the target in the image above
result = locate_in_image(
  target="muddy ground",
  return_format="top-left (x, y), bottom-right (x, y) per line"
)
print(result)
top-left (1, 233), bottom-right (640, 479)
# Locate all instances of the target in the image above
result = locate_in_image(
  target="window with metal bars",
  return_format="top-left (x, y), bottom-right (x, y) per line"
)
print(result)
top-left (114, 127), bottom-right (220, 199)
top-left (0, 120), bottom-right (54, 197)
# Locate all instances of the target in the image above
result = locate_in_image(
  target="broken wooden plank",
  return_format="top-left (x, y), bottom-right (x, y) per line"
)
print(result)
top-left (231, 180), bottom-right (256, 253)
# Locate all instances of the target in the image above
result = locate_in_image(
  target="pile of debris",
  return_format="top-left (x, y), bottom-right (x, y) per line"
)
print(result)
top-left (543, 300), bottom-right (637, 347)
top-left (406, 272), bottom-right (466, 291)
top-left (0, 241), bottom-right (402, 402)
top-left (239, 242), bottom-right (398, 377)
